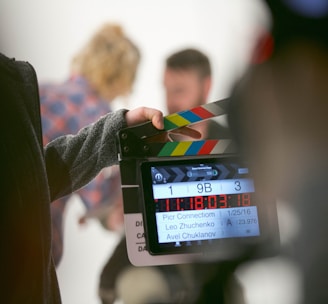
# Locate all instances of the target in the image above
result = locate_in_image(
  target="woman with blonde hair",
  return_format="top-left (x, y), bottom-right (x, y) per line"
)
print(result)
top-left (39, 22), bottom-right (140, 265)
top-left (71, 23), bottom-right (140, 100)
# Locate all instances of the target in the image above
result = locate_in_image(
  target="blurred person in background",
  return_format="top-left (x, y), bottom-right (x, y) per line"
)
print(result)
top-left (164, 48), bottom-right (211, 113)
top-left (39, 22), bottom-right (140, 265)
top-left (228, 0), bottom-right (328, 303)
top-left (99, 48), bottom-right (241, 304)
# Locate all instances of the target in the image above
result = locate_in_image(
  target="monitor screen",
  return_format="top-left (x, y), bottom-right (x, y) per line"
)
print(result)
top-left (141, 156), bottom-right (266, 255)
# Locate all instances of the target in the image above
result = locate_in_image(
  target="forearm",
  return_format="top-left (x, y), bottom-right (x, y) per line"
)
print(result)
top-left (44, 109), bottom-right (128, 201)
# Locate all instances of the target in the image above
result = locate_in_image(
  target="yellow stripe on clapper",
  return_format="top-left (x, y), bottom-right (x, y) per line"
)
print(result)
top-left (166, 113), bottom-right (191, 127)
top-left (171, 141), bottom-right (192, 156)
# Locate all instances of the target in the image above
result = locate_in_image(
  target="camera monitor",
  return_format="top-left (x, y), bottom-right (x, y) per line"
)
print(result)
top-left (140, 155), bottom-right (277, 258)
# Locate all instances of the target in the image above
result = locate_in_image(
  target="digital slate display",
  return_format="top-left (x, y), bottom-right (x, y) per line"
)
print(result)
top-left (141, 157), bottom-right (262, 255)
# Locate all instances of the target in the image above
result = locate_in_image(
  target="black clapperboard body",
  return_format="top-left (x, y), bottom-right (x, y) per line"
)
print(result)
top-left (116, 99), bottom-right (279, 266)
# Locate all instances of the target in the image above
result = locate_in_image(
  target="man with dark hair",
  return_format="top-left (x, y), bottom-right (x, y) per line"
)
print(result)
top-left (164, 48), bottom-right (212, 114)
top-left (164, 48), bottom-right (230, 141)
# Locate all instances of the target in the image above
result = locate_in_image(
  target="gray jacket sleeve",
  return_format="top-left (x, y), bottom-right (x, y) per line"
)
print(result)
top-left (44, 109), bottom-right (128, 201)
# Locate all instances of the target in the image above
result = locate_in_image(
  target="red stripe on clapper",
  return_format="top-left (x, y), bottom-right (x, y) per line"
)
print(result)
top-left (191, 107), bottom-right (215, 119)
top-left (198, 140), bottom-right (218, 154)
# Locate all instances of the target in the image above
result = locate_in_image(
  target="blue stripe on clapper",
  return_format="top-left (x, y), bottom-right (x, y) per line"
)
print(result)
top-left (185, 141), bottom-right (205, 155)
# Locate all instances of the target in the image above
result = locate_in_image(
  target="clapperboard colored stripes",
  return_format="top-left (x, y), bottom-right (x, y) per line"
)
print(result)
top-left (154, 99), bottom-right (234, 157)
top-left (118, 99), bottom-right (235, 158)
top-left (156, 139), bottom-right (235, 157)
top-left (163, 99), bottom-right (229, 130)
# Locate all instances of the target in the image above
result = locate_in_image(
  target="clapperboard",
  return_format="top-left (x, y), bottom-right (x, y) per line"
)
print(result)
top-left (116, 98), bottom-right (279, 266)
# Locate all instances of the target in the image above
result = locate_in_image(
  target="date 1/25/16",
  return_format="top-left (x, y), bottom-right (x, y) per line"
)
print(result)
top-left (154, 193), bottom-right (253, 212)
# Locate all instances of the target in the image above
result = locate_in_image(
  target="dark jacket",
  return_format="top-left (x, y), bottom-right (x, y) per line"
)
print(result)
top-left (0, 53), bottom-right (127, 303)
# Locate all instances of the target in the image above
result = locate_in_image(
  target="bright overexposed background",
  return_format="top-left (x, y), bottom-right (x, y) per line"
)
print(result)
top-left (0, 0), bottom-right (269, 113)
top-left (0, 1), bottom-right (302, 304)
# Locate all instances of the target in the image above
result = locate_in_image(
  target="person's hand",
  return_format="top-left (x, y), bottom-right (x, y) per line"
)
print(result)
top-left (124, 106), bottom-right (202, 141)
top-left (125, 107), bottom-right (164, 129)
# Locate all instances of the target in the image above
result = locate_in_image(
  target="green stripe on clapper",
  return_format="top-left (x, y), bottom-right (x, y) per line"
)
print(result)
top-left (163, 118), bottom-right (178, 130)
top-left (158, 142), bottom-right (180, 156)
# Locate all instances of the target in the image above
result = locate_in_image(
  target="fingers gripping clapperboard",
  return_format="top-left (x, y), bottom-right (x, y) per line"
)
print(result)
top-left (116, 98), bottom-right (280, 266)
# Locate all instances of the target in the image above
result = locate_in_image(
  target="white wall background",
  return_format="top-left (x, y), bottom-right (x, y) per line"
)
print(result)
top-left (1, 1), bottom-right (301, 304)
top-left (0, 0), bottom-right (269, 113)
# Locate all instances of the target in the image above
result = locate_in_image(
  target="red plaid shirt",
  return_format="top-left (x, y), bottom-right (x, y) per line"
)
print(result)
top-left (40, 76), bottom-right (120, 265)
